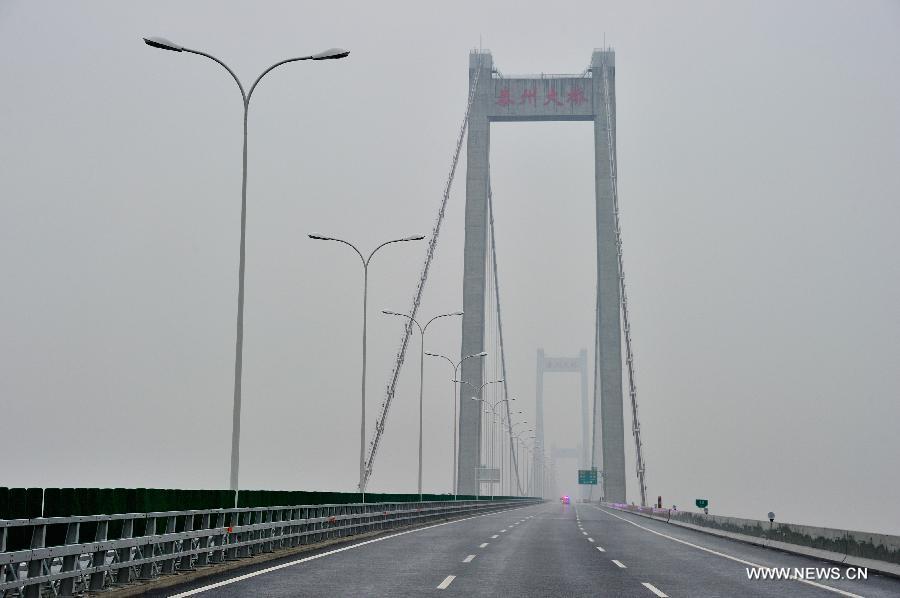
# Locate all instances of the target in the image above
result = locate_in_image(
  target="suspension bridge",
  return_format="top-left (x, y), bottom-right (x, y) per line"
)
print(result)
top-left (363, 48), bottom-right (648, 508)
top-left (3, 48), bottom-right (898, 598)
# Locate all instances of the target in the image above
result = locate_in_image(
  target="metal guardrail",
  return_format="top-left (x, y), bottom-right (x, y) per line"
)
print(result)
top-left (1, 499), bottom-right (537, 596)
top-left (603, 502), bottom-right (900, 576)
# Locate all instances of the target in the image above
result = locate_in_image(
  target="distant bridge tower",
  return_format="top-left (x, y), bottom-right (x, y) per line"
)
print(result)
top-left (536, 350), bottom-right (590, 500)
top-left (458, 49), bottom-right (627, 501)
top-left (549, 445), bottom-right (582, 501)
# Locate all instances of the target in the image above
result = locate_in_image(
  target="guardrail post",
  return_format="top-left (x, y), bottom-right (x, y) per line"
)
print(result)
top-left (257, 509), bottom-right (268, 554)
top-left (211, 512), bottom-right (226, 564)
top-left (225, 511), bottom-right (239, 561)
top-left (312, 507), bottom-right (321, 543)
top-left (88, 520), bottom-right (109, 592)
top-left (301, 507), bottom-right (311, 546)
top-left (2, 526), bottom-right (15, 587)
top-left (263, 509), bottom-right (275, 553)
top-left (160, 515), bottom-right (177, 574)
top-left (114, 517), bottom-right (134, 585)
top-left (139, 516), bottom-right (157, 580)
top-left (239, 510), bottom-right (253, 558)
top-left (57, 521), bottom-right (81, 596)
top-left (288, 508), bottom-right (299, 548)
top-left (23, 522), bottom-right (47, 598)
top-left (197, 513), bottom-right (211, 567)
top-left (275, 508), bottom-right (286, 550)
top-left (177, 513), bottom-right (195, 571)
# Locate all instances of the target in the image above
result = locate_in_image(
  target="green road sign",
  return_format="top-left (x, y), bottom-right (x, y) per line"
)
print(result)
top-left (695, 499), bottom-right (709, 509)
top-left (578, 469), bottom-right (598, 485)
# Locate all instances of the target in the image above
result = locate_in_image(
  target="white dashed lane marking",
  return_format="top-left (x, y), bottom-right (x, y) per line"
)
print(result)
top-left (491, 534), bottom-right (499, 539)
top-left (596, 506), bottom-right (863, 598)
top-left (642, 582), bottom-right (668, 597)
top-left (588, 538), bottom-right (594, 543)
top-left (479, 542), bottom-right (489, 548)
top-left (463, 554), bottom-right (476, 563)
top-left (166, 505), bottom-right (527, 597)
top-left (612, 560), bottom-right (627, 569)
top-left (596, 546), bottom-right (606, 552)
top-left (437, 575), bottom-right (456, 590)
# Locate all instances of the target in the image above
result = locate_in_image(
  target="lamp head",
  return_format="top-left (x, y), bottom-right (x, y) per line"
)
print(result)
top-left (143, 37), bottom-right (183, 52)
top-left (311, 48), bottom-right (350, 60)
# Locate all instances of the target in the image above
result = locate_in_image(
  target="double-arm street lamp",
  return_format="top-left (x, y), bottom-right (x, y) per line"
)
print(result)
top-left (382, 311), bottom-right (463, 500)
top-left (424, 351), bottom-right (487, 495)
top-left (309, 234), bottom-right (424, 497)
top-left (143, 37), bottom-right (349, 495)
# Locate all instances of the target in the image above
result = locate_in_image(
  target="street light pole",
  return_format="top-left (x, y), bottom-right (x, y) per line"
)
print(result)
top-left (475, 397), bottom-right (510, 500)
top-left (456, 379), bottom-right (503, 499)
top-left (425, 351), bottom-right (487, 497)
top-left (143, 37), bottom-right (349, 497)
top-left (383, 311), bottom-right (463, 500)
top-left (309, 234), bottom-right (424, 498)
top-left (506, 423), bottom-right (531, 495)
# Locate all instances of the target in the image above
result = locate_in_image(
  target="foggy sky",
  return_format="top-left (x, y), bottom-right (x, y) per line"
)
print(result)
top-left (1, 0), bottom-right (898, 535)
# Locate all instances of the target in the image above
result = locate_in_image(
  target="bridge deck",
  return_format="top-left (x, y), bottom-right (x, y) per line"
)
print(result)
top-left (156, 503), bottom-right (899, 597)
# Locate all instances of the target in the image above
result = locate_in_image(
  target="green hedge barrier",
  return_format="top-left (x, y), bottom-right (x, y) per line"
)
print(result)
top-left (3, 487), bottom-right (534, 520)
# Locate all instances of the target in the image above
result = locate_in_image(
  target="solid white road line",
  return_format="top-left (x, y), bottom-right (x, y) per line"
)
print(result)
top-left (479, 542), bottom-right (489, 548)
top-left (642, 582), bottom-right (669, 597)
top-left (612, 560), bottom-right (627, 569)
top-left (437, 575), bottom-right (456, 590)
top-left (168, 506), bottom-right (524, 597)
top-left (463, 554), bottom-right (476, 563)
top-left (596, 507), bottom-right (863, 598)
top-left (491, 534), bottom-right (499, 539)
top-left (596, 546), bottom-right (606, 552)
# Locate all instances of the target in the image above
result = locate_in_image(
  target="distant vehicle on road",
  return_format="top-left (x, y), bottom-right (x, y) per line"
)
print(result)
top-left (561, 495), bottom-right (570, 504)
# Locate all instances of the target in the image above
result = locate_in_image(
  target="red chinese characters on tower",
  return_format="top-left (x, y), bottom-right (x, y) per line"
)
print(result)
top-left (519, 87), bottom-right (537, 106)
top-left (566, 85), bottom-right (587, 106)
top-left (496, 87), bottom-right (513, 107)
top-left (544, 86), bottom-right (564, 106)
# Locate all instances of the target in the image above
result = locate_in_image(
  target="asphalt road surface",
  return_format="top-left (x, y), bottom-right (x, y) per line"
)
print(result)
top-left (157, 502), bottom-right (900, 597)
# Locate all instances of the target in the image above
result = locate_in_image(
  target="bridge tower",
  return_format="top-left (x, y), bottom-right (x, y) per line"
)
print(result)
top-left (458, 49), bottom-right (627, 502)
top-left (535, 349), bottom-right (590, 500)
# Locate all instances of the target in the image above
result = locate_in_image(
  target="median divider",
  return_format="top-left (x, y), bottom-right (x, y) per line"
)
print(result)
top-left (601, 502), bottom-right (900, 577)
